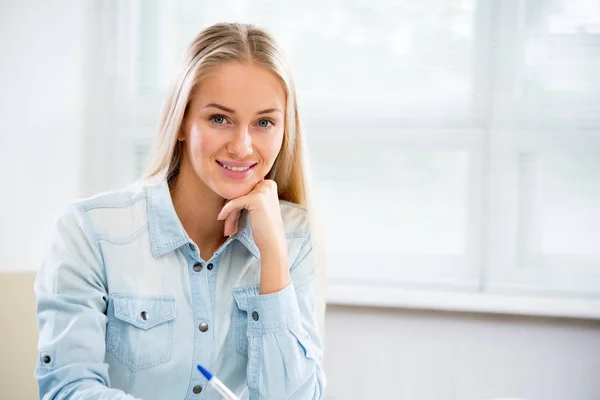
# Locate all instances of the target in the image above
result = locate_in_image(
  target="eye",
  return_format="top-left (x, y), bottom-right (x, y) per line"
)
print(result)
top-left (257, 119), bottom-right (274, 128)
top-left (210, 115), bottom-right (228, 125)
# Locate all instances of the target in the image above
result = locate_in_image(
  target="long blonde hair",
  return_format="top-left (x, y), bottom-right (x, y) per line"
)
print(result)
top-left (143, 22), bottom-right (306, 206)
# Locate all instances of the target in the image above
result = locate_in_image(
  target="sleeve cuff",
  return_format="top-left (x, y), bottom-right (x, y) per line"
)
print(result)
top-left (232, 282), bottom-right (302, 334)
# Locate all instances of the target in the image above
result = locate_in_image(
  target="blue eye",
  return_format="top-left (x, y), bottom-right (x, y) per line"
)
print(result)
top-left (257, 119), bottom-right (273, 128)
top-left (210, 115), bottom-right (227, 125)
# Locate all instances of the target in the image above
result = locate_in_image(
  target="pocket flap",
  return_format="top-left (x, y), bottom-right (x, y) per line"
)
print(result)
top-left (111, 293), bottom-right (176, 330)
top-left (232, 284), bottom-right (260, 311)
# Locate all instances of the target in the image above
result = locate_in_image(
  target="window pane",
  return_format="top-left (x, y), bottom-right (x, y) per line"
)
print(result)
top-left (521, 0), bottom-right (600, 118)
top-left (312, 149), bottom-right (469, 256)
top-left (538, 153), bottom-right (600, 255)
top-left (178, 0), bottom-right (476, 110)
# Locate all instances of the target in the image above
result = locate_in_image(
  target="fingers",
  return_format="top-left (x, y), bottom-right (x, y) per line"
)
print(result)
top-left (217, 198), bottom-right (240, 221)
top-left (216, 180), bottom-right (277, 238)
top-left (218, 197), bottom-right (248, 237)
top-left (223, 209), bottom-right (240, 237)
top-left (218, 194), bottom-right (256, 221)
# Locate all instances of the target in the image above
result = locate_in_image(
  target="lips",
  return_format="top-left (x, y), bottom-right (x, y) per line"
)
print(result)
top-left (216, 160), bottom-right (257, 179)
top-left (217, 160), bottom-right (255, 171)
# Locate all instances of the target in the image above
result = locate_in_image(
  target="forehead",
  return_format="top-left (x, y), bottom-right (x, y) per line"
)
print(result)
top-left (194, 62), bottom-right (286, 112)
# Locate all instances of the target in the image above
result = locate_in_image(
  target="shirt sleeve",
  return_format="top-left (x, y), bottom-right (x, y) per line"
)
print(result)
top-left (35, 205), bottom-right (139, 400)
top-left (232, 232), bottom-right (326, 400)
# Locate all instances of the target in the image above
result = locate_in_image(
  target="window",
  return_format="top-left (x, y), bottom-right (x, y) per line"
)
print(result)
top-left (89, 0), bottom-right (600, 312)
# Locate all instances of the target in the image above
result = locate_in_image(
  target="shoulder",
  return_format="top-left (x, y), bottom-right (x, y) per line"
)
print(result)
top-left (72, 182), bottom-right (147, 211)
top-left (278, 200), bottom-right (310, 239)
top-left (55, 182), bottom-right (148, 237)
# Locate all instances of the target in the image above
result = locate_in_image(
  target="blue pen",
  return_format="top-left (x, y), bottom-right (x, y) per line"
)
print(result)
top-left (197, 364), bottom-right (240, 400)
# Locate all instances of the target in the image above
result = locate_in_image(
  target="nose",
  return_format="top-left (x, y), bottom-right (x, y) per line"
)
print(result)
top-left (227, 126), bottom-right (252, 158)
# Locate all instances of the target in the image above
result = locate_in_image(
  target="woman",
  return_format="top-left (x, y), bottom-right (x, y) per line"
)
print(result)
top-left (35, 23), bottom-right (326, 400)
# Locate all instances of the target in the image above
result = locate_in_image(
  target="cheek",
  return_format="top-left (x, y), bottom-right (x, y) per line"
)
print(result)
top-left (187, 127), bottom-right (217, 162)
top-left (264, 131), bottom-right (285, 164)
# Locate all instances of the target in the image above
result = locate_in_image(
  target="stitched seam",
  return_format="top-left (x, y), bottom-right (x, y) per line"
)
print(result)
top-left (146, 184), bottom-right (160, 255)
top-left (250, 315), bottom-right (302, 335)
top-left (290, 233), bottom-right (312, 273)
top-left (155, 236), bottom-right (188, 255)
top-left (279, 200), bottom-right (308, 211)
top-left (248, 332), bottom-right (262, 399)
top-left (235, 307), bottom-right (249, 358)
top-left (235, 233), bottom-right (261, 259)
top-left (80, 191), bottom-right (146, 211)
top-left (285, 231), bottom-right (307, 239)
top-left (95, 223), bottom-right (150, 245)
top-left (77, 203), bottom-right (109, 295)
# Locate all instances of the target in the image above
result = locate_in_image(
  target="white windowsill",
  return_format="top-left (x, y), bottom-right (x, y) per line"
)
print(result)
top-left (326, 282), bottom-right (600, 320)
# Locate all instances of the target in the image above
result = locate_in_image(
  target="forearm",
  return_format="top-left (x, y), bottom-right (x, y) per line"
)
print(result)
top-left (249, 329), bottom-right (325, 400)
top-left (37, 366), bottom-right (139, 400)
top-left (237, 283), bottom-right (325, 400)
top-left (259, 248), bottom-right (290, 295)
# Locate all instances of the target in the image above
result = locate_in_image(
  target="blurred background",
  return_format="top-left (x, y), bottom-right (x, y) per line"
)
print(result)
top-left (1, 0), bottom-right (600, 399)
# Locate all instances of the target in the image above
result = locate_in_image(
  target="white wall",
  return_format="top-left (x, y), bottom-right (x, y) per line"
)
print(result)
top-left (324, 305), bottom-right (600, 400)
top-left (0, 0), bottom-right (87, 271)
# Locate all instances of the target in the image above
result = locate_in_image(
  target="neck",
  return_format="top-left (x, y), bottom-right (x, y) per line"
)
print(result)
top-left (170, 165), bottom-right (226, 260)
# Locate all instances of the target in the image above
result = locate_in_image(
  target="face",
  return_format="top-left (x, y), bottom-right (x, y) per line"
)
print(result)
top-left (179, 62), bottom-right (286, 200)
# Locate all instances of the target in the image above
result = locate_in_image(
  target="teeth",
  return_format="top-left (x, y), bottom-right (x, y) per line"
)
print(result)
top-left (222, 163), bottom-right (251, 172)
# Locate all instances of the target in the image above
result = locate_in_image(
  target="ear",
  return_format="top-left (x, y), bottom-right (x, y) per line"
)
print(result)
top-left (178, 114), bottom-right (188, 141)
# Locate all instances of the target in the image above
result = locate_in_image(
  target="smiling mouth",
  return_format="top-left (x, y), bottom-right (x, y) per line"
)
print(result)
top-left (216, 160), bottom-right (257, 172)
top-left (216, 160), bottom-right (256, 175)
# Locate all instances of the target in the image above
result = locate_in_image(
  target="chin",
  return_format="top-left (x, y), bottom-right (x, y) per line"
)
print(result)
top-left (215, 182), bottom-right (255, 200)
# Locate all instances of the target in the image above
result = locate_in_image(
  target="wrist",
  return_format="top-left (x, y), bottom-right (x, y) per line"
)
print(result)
top-left (259, 248), bottom-right (290, 295)
top-left (258, 240), bottom-right (288, 262)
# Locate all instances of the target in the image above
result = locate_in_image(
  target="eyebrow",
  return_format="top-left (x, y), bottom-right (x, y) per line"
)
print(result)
top-left (202, 103), bottom-right (282, 115)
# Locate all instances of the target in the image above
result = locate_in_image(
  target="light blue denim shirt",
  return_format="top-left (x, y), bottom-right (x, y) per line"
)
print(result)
top-left (34, 179), bottom-right (325, 400)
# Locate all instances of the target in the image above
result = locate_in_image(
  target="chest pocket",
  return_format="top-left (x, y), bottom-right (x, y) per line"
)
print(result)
top-left (106, 293), bottom-right (176, 372)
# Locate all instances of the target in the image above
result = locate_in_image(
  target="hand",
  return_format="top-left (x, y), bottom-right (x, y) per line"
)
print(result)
top-left (217, 180), bottom-right (290, 294)
top-left (217, 180), bottom-right (286, 257)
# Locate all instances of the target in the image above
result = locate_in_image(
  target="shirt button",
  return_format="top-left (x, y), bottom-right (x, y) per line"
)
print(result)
top-left (140, 311), bottom-right (149, 321)
top-left (193, 262), bottom-right (203, 272)
top-left (252, 311), bottom-right (259, 321)
top-left (192, 385), bottom-right (202, 394)
top-left (188, 243), bottom-right (196, 252)
top-left (207, 263), bottom-right (213, 271)
top-left (199, 322), bottom-right (209, 332)
top-left (43, 355), bottom-right (51, 364)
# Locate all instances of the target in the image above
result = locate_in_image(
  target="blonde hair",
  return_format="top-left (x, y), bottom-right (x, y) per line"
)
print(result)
top-left (142, 22), bottom-right (306, 206)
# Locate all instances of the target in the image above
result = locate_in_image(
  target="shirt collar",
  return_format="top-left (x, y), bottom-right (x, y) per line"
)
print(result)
top-left (145, 179), bottom-right (259, 259)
